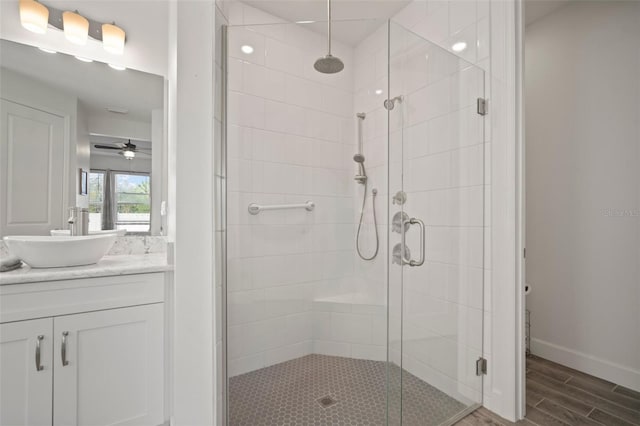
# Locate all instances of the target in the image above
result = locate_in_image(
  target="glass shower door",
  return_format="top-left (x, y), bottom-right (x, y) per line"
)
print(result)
top-left (388, 21), bottom-right (486, 425)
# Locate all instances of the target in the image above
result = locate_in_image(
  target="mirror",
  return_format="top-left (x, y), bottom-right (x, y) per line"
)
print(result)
top-left (0, 39), bottom-right (166, 236)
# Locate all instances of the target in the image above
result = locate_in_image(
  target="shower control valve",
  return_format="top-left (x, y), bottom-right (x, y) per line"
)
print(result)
top-left (392, 191), bottom-right (407, 205)
top-left (392, 243), bottom-right (411, 265)
top-left (392, 212), bottom-right (410, 234)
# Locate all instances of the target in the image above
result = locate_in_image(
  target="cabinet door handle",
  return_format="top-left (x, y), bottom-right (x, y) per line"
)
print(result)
top-left (35, 335), bottom-right (44, 371)
top-left (61, 331), bottom-right (69, 366)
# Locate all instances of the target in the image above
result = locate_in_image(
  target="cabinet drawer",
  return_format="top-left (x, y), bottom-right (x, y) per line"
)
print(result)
top-left (0, 273), bottom-right (165, 323)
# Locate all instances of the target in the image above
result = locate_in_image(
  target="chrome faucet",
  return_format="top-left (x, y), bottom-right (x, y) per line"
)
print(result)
top-left (68, 207), bottom-right (89, 236)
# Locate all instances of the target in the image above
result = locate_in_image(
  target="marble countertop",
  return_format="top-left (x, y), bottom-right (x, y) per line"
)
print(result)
top-left (0, 254), bottom-right (173, 285)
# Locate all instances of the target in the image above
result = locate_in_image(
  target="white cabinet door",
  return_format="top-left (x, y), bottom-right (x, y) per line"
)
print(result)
top-left (0, 318), bottom-right (53, 426)
top-left (53, 304), bottom-right (164, 426)
top-left (0, 99), bottom-right (66, 236)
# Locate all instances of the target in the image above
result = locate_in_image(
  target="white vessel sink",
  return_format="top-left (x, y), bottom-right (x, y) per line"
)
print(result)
top-left (3, 235), bottom-right (117, 268)
top-left (50, 229), bottom-right (126, 237)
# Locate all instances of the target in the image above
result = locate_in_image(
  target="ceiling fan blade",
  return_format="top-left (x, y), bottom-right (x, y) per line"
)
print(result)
top-left (94, 144), bottom-right (122, 150)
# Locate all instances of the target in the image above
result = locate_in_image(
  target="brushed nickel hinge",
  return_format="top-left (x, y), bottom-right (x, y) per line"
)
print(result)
top-left (476, 357), bottom-right (487, 376)
top-left (477, 98), bottom-right (488, 116)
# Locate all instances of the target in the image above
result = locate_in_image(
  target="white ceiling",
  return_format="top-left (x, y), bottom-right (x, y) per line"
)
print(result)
top-left (241, 0), bottom-right (411, 45)
top-left (524, 0), bottom-right (572, 26)
top-left (0, 39), bottom-right (163, 122)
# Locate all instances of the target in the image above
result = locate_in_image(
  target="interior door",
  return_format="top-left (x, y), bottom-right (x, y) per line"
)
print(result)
top-left (0, 99), bottom-right (66, 236)
top-left (0, 318), bottom-right (53, 426)
top-left (388, 22), bottom-right (486, 425)
top-left (53, 305), bottom-right (164, 426)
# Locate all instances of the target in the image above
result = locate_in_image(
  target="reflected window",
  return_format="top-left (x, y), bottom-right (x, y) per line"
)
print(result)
top-left (89, 170), bottom-right (151, 234)
top-left (114, 172), bottom-right (151, 233)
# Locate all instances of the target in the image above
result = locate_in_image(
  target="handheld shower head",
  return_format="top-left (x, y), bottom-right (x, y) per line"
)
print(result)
top-left (353, 154), bottom-right (365, 163)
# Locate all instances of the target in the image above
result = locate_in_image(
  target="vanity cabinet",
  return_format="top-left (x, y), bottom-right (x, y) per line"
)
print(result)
top-left (0, 318), bottom-right (53, 426)
top-left (0, 273), bottom-right (166, 426)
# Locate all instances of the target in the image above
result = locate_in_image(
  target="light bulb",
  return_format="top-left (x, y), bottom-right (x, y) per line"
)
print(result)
top-left (123, 150), bottom-right (135, 159)
top-left (19, 0), bottom-right (49, 34)
top-left (63, 11), bottom-right (89, 45)
top-left (102, 23), bottom-right (125, 55)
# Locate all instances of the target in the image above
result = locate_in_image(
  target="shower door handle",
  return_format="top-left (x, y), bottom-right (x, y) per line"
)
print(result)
top-left (402, 218), bottom-right (425, 267)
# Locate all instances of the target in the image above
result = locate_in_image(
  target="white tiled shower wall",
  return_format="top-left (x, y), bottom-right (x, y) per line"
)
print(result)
top-left (348, 6), bottom-right (488, 403)
top-left (224, 4), bottom-right (361, 376)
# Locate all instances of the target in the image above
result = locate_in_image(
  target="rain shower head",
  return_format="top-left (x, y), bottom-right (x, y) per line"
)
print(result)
top-left (314, 55), bottom-right (344, 74)
top-left (314, 0), bottom-right (344, 74)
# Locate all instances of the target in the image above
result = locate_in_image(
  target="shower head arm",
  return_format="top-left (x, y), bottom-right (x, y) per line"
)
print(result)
top-left (326, 0), bottom-right (332, 55)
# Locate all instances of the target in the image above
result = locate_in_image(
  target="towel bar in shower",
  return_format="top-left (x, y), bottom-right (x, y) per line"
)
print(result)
top-left (248, 201), bottom-right (315, 215)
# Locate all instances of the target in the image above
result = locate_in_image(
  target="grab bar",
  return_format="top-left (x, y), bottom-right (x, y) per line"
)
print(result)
top-left (248, 201), bottom-right (315, 215)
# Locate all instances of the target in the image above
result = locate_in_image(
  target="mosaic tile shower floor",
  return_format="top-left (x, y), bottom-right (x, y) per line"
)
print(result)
top-left (229, 354), bottom-right (467, 426)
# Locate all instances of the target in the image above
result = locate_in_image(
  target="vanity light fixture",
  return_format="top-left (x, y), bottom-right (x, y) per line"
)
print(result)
top-left (452, 41), bottom-right (467, 52)
top-left (241, 45), bottom-right (254, 54)
top-left (63, 10), bottom-right (89, 45)
top-left (17, 1), bottom-right (127, 54)
top-left (102, 23), bottom-right (125, 54)
top-left (19, 0), bottom-right (49, 34)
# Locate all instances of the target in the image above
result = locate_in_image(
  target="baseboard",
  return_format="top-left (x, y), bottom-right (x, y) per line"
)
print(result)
top-left (531, 338), bottom-right (640, 392)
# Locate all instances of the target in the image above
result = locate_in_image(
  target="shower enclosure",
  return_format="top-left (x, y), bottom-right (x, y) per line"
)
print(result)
top-left (220, 18), bottom-right (486, 426)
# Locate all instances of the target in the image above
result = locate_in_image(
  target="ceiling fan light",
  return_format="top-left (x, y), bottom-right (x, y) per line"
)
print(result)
top-left (123, 150), bottom-right (135, 159)
top-left (63, 10), bottom-right (89, 45)
top-left (102, 23), bottom-right (125, 55)
top-left (19, 0), bottom-right (49, 34)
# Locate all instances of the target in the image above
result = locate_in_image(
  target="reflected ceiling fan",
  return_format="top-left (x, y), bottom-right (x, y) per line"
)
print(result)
top-left (93, 140), bottom-right (150, 160)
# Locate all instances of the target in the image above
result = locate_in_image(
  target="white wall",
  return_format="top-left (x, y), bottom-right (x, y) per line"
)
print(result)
top-left (525, 1), bottom-right (640, 391)
top-left (171, 2), bottom-right (215, 425)
top-left (223, 3), bottom-right (358, 376)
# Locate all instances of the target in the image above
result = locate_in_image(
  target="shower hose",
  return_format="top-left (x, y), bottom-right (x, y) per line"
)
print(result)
top-left (355, 182), bottom-right (379, 261)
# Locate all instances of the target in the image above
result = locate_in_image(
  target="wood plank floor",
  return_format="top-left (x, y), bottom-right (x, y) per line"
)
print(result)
top-left (455, 355), bottom-right (640, 426)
